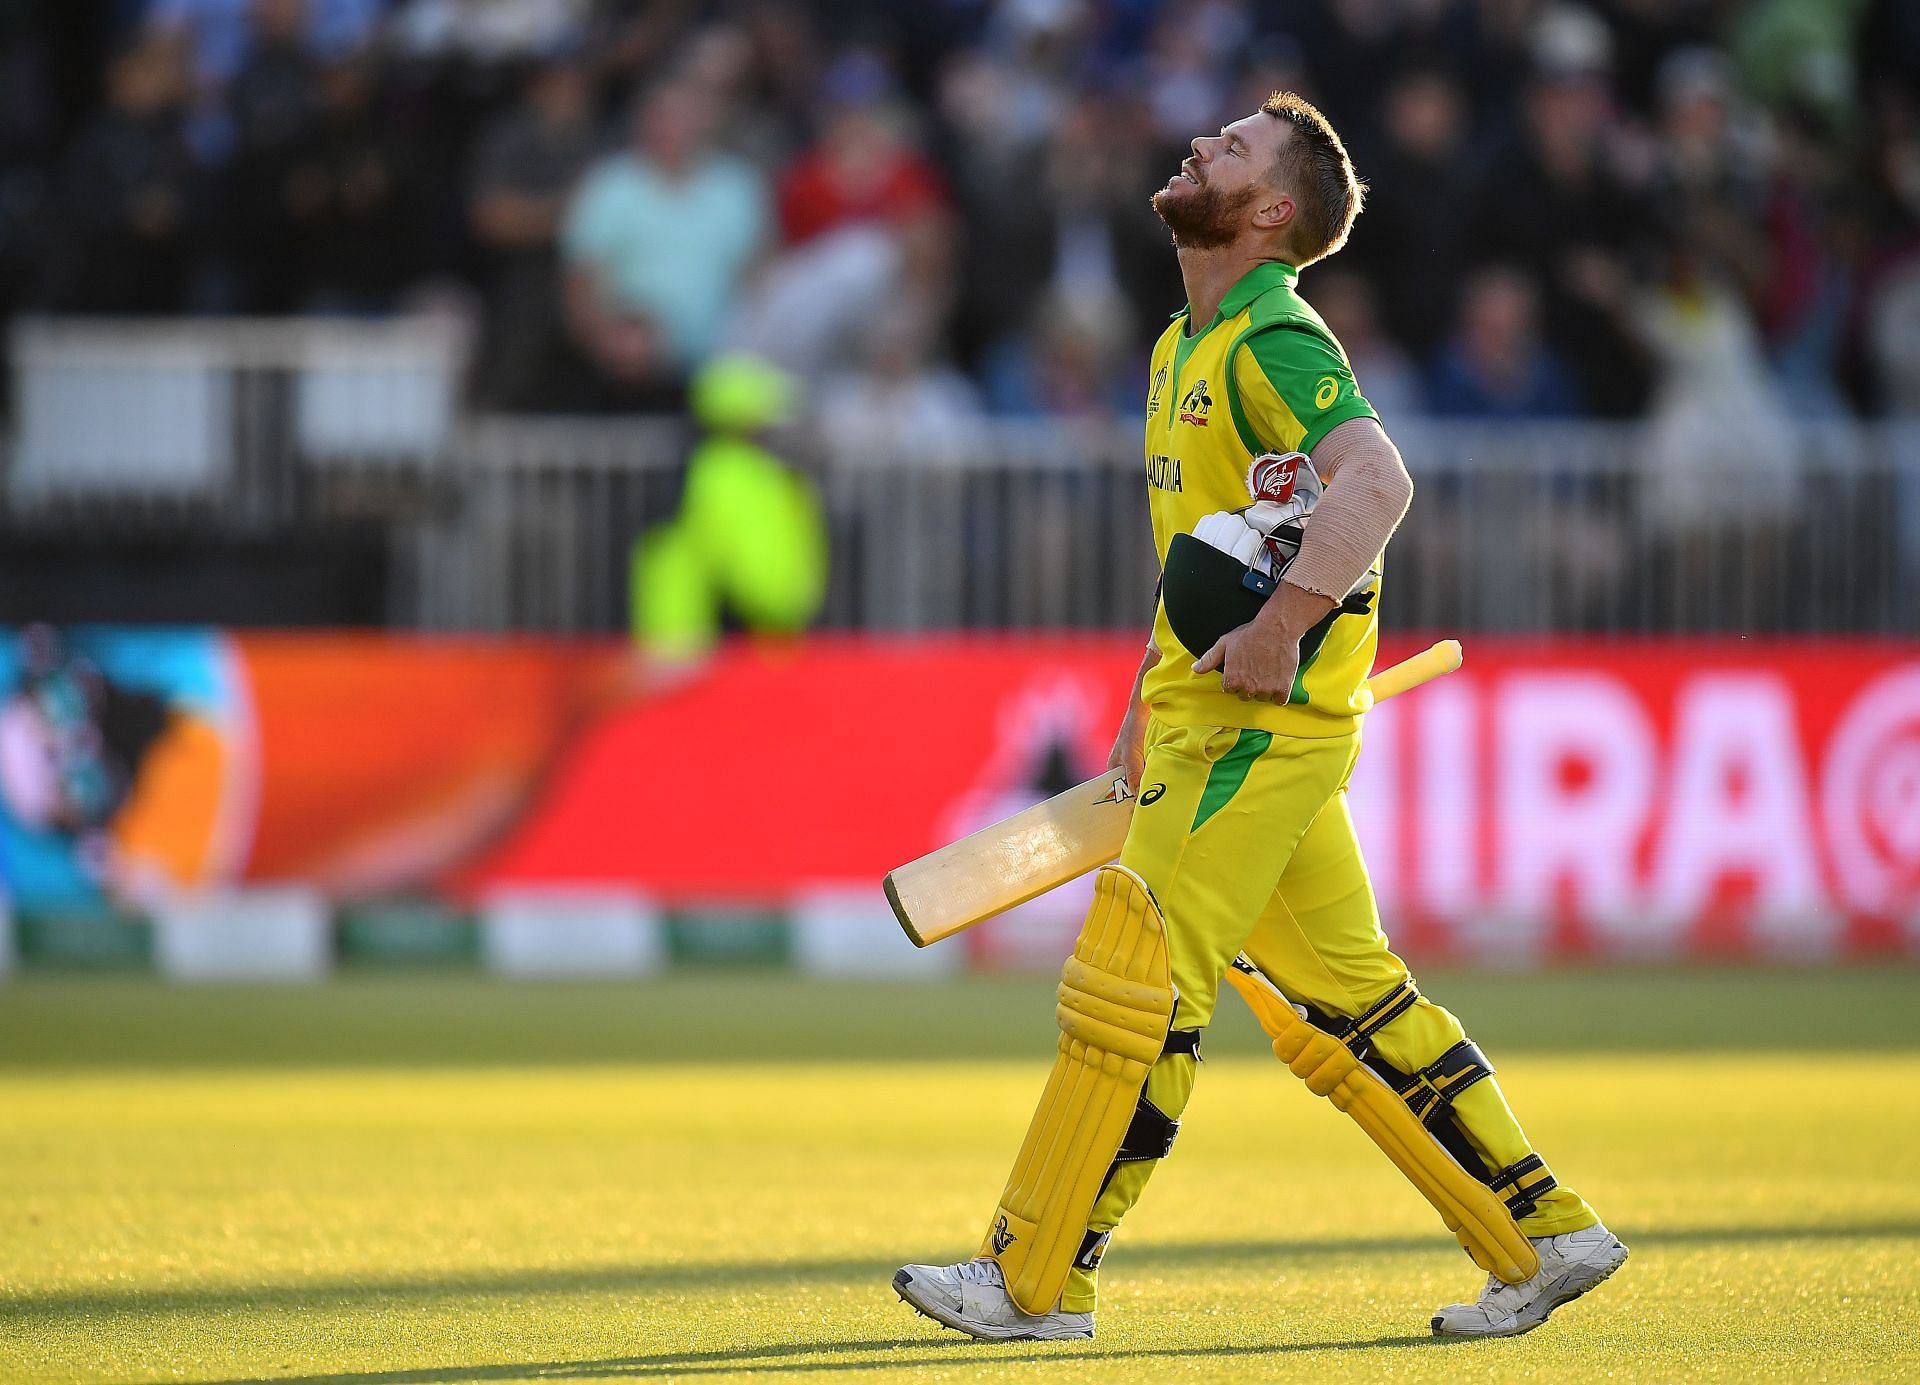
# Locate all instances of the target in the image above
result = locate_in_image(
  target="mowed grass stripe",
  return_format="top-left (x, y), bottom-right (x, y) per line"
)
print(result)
top-left (3, 967), bottom-right (1920, 1069)
top-left (3, 981), bottom-right (1919, 1385)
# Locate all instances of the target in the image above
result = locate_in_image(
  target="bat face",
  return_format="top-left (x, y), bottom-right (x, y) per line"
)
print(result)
top-left (885, 641), bottom-right (1463, 948)
top-left (885, 770), bottom-right (1135, 946)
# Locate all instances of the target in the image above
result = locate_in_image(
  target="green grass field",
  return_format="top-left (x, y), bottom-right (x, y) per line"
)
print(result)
top-left (4, 968), bottom-right (1919, 1383)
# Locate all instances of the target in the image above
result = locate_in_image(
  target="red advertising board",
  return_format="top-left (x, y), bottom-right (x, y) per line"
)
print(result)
top-left (7, 629), bottom-right (1914, 960)
top-left (1339, 639), bottom-right (1920, 960)
top-left (457, 635), bottom-right (1920, 960)
top-left (462, 636), bottom-right (1139, 903)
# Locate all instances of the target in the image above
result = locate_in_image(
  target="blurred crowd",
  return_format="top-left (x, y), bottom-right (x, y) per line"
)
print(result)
top-left (1, 0), bottom-right (1917, 431)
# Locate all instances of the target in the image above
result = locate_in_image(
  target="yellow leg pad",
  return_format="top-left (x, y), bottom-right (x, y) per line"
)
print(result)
top-left (1224, 959), bottom-right (1542, 1285)
top-left (985, 863), bottom-right (1173, 1315)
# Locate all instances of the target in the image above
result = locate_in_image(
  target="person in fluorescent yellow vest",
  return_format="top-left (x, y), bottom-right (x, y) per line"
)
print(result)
top-left (632, 354), bottom-right (827, 659)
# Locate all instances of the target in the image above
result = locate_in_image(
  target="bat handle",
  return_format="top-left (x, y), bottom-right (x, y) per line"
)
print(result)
top-left (1365, 639), bottom-right (1464, 706)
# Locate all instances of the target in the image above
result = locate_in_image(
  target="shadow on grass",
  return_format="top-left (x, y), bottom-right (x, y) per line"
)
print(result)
top-left (13, 1219), bottom-right (1918, 1351)
top-left (178, 1334), bottom-right (1456, 1384)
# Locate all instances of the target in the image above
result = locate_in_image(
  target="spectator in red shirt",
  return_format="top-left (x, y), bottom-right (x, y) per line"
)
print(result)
top-left (775, 98), bottom-right (948, 248)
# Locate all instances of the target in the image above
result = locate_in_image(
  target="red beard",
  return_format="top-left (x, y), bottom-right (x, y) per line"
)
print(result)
top-left (1151, 177), bottom-right (1259, 250)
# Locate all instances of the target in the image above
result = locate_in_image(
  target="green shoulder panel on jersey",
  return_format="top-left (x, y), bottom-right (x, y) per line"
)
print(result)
top-left (1223, 291), bottom-right (1378, 460)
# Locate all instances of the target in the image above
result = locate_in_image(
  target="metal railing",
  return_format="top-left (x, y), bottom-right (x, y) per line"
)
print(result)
top-left (5, 318), bottom-right (1917, 636)
top-left (811, 416), bottom-right (1920, 637)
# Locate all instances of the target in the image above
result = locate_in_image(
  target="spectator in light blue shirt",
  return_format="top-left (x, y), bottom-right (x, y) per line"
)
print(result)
top-left (562, 81), bottom-right (768, 386)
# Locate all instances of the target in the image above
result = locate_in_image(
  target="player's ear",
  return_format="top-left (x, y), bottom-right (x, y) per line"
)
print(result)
top-left (1253, 194), bottom-right (1294, 233)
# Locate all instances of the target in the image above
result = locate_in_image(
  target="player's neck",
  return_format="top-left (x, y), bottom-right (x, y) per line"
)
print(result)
top-left (1176, 245), bottom-right (1293, 334)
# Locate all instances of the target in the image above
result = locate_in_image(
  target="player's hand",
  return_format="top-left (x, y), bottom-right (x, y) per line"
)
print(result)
top-left (1108, 702), bottom-right (1148, 793)
top-left (1192, 618), bottom-right (1301, 704)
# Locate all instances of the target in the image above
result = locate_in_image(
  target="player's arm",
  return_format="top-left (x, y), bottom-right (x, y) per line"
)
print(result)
top-left (1284, 416), bottom-right (1413, 604)
top-left (1108, 589), bottom-right (1162, 792)
top-left (1195, 419), bottom-right (1414, 698)
top-left (1193, 329), bottom-right (1412, 701)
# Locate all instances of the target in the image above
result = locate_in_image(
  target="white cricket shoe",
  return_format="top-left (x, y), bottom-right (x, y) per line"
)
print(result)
top-left (1431, 1223), bottom-right (1628, 1338)
top-left (893, 1257), bottom-right (1094, 1341)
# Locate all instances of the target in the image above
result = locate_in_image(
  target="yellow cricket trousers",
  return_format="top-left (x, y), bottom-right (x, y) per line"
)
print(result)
top-left (1060, 715), bottom-right (1596, 1312)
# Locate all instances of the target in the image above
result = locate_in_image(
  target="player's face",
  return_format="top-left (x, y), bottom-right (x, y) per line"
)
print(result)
top-left (1152, 113), bottom-right (1280, 250)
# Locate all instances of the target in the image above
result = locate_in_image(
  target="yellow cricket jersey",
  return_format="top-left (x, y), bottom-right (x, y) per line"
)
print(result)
top-left (1142, 261), bottom-right (1382, 737)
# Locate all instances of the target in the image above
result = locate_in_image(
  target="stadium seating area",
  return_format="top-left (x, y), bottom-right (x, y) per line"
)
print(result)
top-left (1, 0), bottom-right (1916, 424)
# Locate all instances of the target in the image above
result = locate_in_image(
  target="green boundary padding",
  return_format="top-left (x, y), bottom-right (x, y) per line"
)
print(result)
top-left (665, 910), bottom-right (791, 967)
top-left (1192, 728), bottom-right (1273, 832)
top-left (12, 909), bottom-right (152, 970)
top-left (336, 901), bottom-right (478, 968)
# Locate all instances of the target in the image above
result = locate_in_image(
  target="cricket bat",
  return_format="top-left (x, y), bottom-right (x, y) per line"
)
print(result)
top-left (885, 639), bottom-right (1463, 947)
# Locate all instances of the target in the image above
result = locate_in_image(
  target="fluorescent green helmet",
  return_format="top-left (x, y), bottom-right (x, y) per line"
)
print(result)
top-left (691, 353), bottom-right (797, 433)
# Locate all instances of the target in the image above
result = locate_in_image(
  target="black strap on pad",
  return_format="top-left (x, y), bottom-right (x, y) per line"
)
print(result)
top-left (1162, 1028), bottom-right (1202, 1060)
top-left (1092, 1026), bottom-right (1201, 1199)
top-left (1254, 964), bottom-right (1558, 1221)
top-left (1489, 1154), bottom-right (1558, 1220)
top-left (1304, 980), bottom-right (1419, 1063)
top-left (1305, 984), bottom-right (1509, 1192)
top-left (1395, 1040), bottom-right (1495, 1129)
top-left (1115, 1096), bottom-right (1178, 1163)
top-left (1074, 1228), bottom-right (1112, 1273)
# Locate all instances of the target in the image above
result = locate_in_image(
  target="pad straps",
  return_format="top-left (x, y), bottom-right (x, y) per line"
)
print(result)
top-left (1103, 1028), bottom-right (1201, 1177)
top-left (1325, 980), bottom-right (1420, 1061)
top-left (1162, 1028), bottom-right (1203, 1059)
top-left (1315, 984), bottom-right (1538, 1208)
top-left (1488, 1154), bottom-right (1559, 1220)
top-left (1074, 1229), bottom-right (1112, 1273)
top-left (1301, 983), bottom-right (1494, 1134)
top-left (1115, 1096), bottom-right (1179, 1163)
top-left (1395, 1039), bottom-right (1495, 1129)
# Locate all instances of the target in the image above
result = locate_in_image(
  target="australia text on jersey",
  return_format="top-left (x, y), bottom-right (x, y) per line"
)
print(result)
top-left (1145, 453), bottom-right (1182, 492)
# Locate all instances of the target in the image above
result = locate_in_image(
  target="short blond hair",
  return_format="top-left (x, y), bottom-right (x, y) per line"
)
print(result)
top-left (1260, 91), bottom-right (1366, 266)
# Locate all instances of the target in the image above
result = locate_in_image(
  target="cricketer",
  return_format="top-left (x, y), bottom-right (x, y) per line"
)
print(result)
top-left (895, 92), bottom-right (1627, 1342)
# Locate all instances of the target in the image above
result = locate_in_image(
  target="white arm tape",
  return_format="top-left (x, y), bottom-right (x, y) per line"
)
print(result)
top-left (1282, 418), bottom-right (1414, 601)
